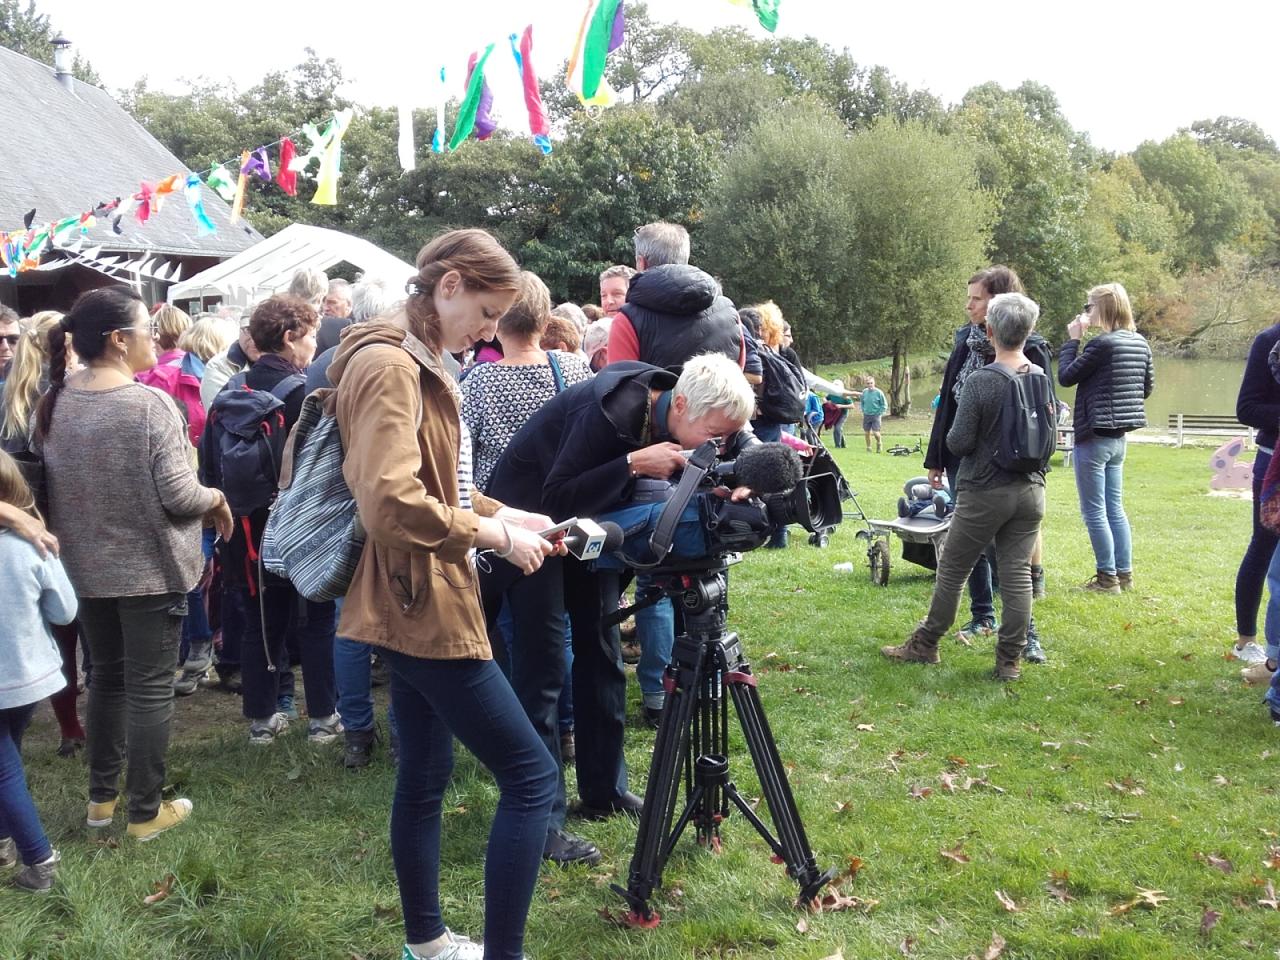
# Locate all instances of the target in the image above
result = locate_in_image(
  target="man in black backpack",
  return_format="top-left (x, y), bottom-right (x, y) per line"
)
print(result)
top-left (883, 293), bottom-right (1048, 681)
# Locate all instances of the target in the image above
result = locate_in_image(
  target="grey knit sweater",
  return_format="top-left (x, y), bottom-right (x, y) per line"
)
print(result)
top-left (945, 363), bottom-right (1048, 493)
top-left (39, 382), bottom-right (219, 598)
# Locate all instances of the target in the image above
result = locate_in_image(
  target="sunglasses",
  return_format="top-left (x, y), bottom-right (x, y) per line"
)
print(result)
top-left (0, 334), bottom-right (19, 346)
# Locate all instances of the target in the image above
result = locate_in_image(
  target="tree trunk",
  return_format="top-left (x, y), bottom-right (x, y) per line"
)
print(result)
top-left (889, 340), bottom-right (911, 416)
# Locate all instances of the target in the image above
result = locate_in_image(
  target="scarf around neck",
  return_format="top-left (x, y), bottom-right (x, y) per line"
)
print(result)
top-left (954, 324), bottom-right (995, 400)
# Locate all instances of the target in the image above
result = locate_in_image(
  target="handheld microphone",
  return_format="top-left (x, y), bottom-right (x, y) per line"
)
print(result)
top-left (547, 519), bottom-right (626, 561)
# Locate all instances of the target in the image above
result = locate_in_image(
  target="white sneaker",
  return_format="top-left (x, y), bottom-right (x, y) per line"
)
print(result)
top-left (403, 930), bottom-right (484, 960)
top-left (1242, 660), bottom-right (1277, 685)
top-left (307, 714), bottom-right (344, 744)
top-left (248, 712), bottom-right (290, 745)
top-left (1230, 641), bottom-right (1269, 664)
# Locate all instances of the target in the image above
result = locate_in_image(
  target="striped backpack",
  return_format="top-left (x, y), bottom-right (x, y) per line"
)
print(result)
top-left (261, 342), bottom-right (426, 601)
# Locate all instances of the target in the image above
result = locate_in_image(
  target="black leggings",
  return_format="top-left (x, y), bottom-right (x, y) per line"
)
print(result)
top-left (1236, 448), bottom-right (1278, 637)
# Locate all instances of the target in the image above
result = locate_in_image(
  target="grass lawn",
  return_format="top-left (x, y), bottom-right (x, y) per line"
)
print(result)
top-left (4, 435), bottom-right (1280, 959)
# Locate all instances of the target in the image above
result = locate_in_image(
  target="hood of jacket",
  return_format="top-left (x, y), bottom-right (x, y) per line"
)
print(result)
top-left (594, 361), bottom-right (679, 444)
top-left (625, 264), bottom-right (721, 317)
top-left (326, 320), bottom-right (450, 391)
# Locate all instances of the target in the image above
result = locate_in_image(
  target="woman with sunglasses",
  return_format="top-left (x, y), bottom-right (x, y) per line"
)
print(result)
top-left (1058, 283), bottom-right (1154, 594)
top-left (35, 287), bottom-right (233, 842)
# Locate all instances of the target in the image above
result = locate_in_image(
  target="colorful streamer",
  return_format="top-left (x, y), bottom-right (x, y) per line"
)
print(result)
top-left (311, 109), bottom-right (353, 206)
top-left (207, 163), bottom-right (237, 201)
top-left (135, 182), bottom-right (155, 224)
top-left (469, 51), bottom-right (497, 141)
top-left (242, 147), bottom-right (271, 182)
top-left (184, 174), bottom-right (217, 236)
top-left (230, 150), bottom-right (249, 223)
top-left (288, 121), bottom-right (329, 173)
top-left (276, 138), bottom-right (298, 196)
top-left (726, 0), bottom-right (780, 32)
top-left (567, 0), bottom-right (624, 107)
top-left (449, 44), bottom-right (496, 150)
top-left (432, 67), bottom-right (447, 153)
top-left (512, 26), bottom-right (553, 154)
top-left (398, 104), bottom-right (416, 171)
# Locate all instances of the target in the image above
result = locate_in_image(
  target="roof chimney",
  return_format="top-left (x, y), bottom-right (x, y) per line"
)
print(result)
top-left (52, 33), bottom-right (73, 91)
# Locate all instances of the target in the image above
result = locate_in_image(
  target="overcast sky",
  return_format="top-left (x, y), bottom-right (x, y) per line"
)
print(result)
top-left (39, 0), bottom-right (1280, 153)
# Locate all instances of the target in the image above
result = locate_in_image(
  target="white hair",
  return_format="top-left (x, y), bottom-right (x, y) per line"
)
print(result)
top-left (552, 302), bottom-right (589, 335)
top-left (288, 267), bottom-right (329, 308)
top-left (582, 316), bottom-right (612, 358)
top-left (351, 278), bottom-right (394, 323)
top-left (986, 292), bottom-right (1040, 349)
top-left (675, 353), bottom-right (755, 422)
top-left (634, 222), bottom-right (690, 267)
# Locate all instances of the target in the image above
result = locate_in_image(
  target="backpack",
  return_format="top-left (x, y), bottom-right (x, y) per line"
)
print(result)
top-left (137, 352), bottom-right (207, 446)
top-left (758, 349), bottom-right (807, 423)
top-left (988, 363), bottom-right (1057, 473)
top-left (203, 373), bottom-right (305, 516)
top-left (260, 339), bottom-right (431, 601)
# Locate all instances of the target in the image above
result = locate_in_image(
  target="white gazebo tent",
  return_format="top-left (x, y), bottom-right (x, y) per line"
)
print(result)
top-left (167, 223), bottom-right (414, 310)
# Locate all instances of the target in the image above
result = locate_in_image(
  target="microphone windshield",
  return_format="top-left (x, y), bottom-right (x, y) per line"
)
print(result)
top-left (598, 521), bottom-right (625, 552)
top-left (733, 442), bottom-right (803, 495)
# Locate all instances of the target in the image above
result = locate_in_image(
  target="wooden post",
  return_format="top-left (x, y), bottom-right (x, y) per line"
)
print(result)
top-left (1176, 413), bottom-right (1184, 448)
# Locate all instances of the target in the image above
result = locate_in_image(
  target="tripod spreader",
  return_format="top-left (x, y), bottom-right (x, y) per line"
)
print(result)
top-left (613, 561), bottom-right (834, 925)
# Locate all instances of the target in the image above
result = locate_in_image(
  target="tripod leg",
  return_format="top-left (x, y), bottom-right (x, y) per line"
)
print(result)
top-left (613, 636), bottom-right (705, 924)
top-left (724, 654), bottom-right (836, 907)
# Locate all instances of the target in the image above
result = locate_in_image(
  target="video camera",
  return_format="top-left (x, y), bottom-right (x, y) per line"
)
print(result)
top-left (597, 438), bottom-right (843, 570)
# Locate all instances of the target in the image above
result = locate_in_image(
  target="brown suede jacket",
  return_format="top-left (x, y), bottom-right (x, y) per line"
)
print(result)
top-left (329, 320), bottom-right (502, 660)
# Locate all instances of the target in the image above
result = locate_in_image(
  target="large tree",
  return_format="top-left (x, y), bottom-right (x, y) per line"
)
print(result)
top-left (0, 0), bottom-right (98, 82)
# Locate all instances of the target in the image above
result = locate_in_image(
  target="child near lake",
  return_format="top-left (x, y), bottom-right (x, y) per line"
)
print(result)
top-left (0, 449), bottom-right (78, 892)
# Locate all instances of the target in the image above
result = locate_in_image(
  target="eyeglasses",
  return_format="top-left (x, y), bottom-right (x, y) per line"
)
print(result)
top-left (1083, 302), bottom-right (1096, 313)
top-left (0, 334), bottom-right (19, 346)
top-left (101, 322), bottom-right (159, 339)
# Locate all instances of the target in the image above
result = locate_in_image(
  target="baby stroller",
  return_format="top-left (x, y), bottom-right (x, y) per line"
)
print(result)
top-left (856, 476), bottom-right (954, 585)
top-left (795, 420), bottom-right (865, 548)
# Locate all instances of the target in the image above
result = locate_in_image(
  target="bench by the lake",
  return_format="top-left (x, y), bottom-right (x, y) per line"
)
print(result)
top-left (1168, 413), bottom-right (1254, 448)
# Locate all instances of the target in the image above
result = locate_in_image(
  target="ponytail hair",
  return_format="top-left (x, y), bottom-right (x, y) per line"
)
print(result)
top-left (36, 287), bottom-right (144, 441)
top-left (0, 310), bottom-right (61, 444)
top-left (404, 229), bottom-right (521, 351)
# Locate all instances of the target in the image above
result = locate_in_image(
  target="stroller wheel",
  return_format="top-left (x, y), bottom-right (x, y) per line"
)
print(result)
top-left (869, 539), bottom-right (890, 586)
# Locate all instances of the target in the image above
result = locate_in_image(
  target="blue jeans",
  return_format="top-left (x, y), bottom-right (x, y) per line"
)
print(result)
top-left (1073, 435), bottom-right (1132, 574)
top-left (333, 597), bottom-right (396, 736)
top-left (383, 650), bottom-right (556, 958)
top-left (1236, 449), bottom-right (1278, 637)
top-left (0, 704), bottom-right (52, 867)
top-left (832, 409), bottom-right (849, 447)
top-left (634, 575), bottom-right (674, 710)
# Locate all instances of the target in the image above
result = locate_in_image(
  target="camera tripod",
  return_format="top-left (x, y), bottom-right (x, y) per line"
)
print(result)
top-left (610, 559), bottom-right (836, 926)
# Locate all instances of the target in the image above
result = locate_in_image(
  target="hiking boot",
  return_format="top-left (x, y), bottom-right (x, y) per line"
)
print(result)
top-left (1022, 625), bottom-right (1048, 664)
top-left (1081, 571), bottom-right (1121, 594)
top-left (0, 837), bottom-right (16, 868)
top-left (1116, 570), bottom-right (1133, 592)
top-left (12, 850), bottom-right (59, 892)
top-left (1242, 660), bottom-right (1277, 685)
top-left (344, 727), bottom-right (377, 769)
top-left (173, 670), bottom-right (204, 697)
top-left (57, 736), bottom-right (84, 758)
top-left (543, 828), bottom-right (601, 867)
top-left (127, 799), bottom-right (193, 841)
top-left (248, 712), bottom-right (290, 745)
top-left (994, 660), bottom-right (1022, 681)
top-left (87, 797), bottom-right (118, 828)
top-left (881, 630), bottom-right (941, 664)
top-left (181, 641), bottom-right (213, 676)
top-left (956, 617), bottom-right (997, 644)
top-left (1230, 641), bottom-right (1269, 664)
top-left (403, 930), bottom-right (484, 960)
top-left (308, 713), bottom-right (344, 744)
top-left (559, 730), bottom-right (575, 764)
top-left (1030, 565), bottom-right (1046, 600)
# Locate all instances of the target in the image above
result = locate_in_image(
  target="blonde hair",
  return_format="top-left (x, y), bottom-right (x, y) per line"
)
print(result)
top-left (179, 316), bottom-right (235, 362)
top-left (154, 304), bottom-right (192, 351)
top-left (0, 449), bottom-right (38, 519)
top-left (753, 301), bottom-right (785, 349)
top-left (1089, 283), bottom-right (1135, 332)
top-left (1, 311), bottom-right (62, 444)
top-left (405, 229), bottom-right (521, 351)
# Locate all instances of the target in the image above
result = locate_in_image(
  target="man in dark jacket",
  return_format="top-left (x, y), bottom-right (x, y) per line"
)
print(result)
top-left (483, 356), bottom-right (755, 867)
top-left (925, 266), bottom-right (1054, 662)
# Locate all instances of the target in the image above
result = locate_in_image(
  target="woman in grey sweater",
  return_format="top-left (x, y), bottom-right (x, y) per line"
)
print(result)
top-left (36, 288), bottom-right (232, 842)
top-left (881, 293), bottom-right (1047, 680)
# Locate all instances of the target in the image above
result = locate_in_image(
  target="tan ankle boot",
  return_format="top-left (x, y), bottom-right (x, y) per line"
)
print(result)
top-left (1117, 570), bottom-right (1133, 591)
top-left (1082, 571), bottom-right (1121, 595)
top-left (881, 628), bottom-right (941, 664)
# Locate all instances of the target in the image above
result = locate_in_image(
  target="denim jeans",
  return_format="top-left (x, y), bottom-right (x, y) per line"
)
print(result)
top-left (1072, 434), bottom-right (1132, 574)
top-left (334, 597), bottom-right (397, 736)
top-left (77, 593), bottom-right (185, 823)
top-left (382, 650), bottom-right (556, 958)
top-left (0, 704), bottom-right (52, 866)
top-left (239, 575), bottom-right (336, 723)
top-left (944, 456), bottom-right (996, 623)
top-left (634, 575), bottom-right (674, 710)
top-left (1236, 448), bottom-right (1278, 637)
top-left (832, 409), bottom-right (849, 448)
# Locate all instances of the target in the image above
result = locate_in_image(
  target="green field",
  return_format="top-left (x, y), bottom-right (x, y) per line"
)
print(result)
top-left (4, 437), bottom-right (1279, 959)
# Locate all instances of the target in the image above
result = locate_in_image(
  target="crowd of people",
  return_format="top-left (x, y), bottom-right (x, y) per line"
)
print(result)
top-left (7, 217), bottom-right (1272, 959)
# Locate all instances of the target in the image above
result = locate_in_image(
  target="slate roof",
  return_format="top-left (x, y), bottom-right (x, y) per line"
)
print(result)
top-left (0, 45), bottom-right (261, 258)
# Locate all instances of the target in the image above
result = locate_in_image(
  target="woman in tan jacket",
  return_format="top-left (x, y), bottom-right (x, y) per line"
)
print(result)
top-left (329, 230), bottom-right (558, 960)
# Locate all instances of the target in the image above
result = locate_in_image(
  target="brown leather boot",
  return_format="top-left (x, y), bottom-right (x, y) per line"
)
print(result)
top-left (1117, 570), bottom-right (1133, 592)
top-left (881, 628), bottom-right (940, 664)
top-left (1081, 571), bottom-right (1121, 595)
top-left (994, 659), bottom-right (1022, 681)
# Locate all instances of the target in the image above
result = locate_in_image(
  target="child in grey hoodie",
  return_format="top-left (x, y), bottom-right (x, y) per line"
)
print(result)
top-left (0, 450), bottom-right (77, 892)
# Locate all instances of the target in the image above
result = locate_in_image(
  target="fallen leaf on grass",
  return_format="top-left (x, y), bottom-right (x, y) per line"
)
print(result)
top-left (1200, 909), bottom-right (1221, 935)
top-left (805, 881), bottom-right (879, 915)
top-left (1111, 887), bottom-right (1171, 914)
top-left (1041, 741), bottom-right (1062, 750)
top-left (143, 873), bottom-right (175, 905)
top-left (984, 931), bottom-right (1007, 959)
top-left (1197, 853), bottom-right (1234, 874)
top-left (1264, 846), bottom-right (1280, 870)
top-left (995, 890), bottom-right (1019, 912)
top-left (855, 723), bottom-right (876, 732)
top-left (939, 771), bottom-right (959, 793)
top-left (372, 903), bottom-right (399, 920)
top-left (833, 801), bottom-right (854, 815)
top-left (1046, 871), bottom-right (1075, 902)
top-left (1260, 881), bottom-right (1280, 910)
top-left (899, 936), bottom-right (917, 955)
top-left (941, 842), bottom-right (971, 865)
top-left (947, 755), bottom-right (969, 767)
top-left (909, 784), bottom-right (932, 800)
top-left (795, 914), bottom-right (809, 934)
top-left (1168, 697), bottom-right (1185, 706)
top-left (597, 907), bottom-right (631, 927)
top-left (845, 856), bottom-right (865, 881)
top-left (91, 837), bottom-right (119, 849)
top-left (1213, 775), bottom-right (1232, 787)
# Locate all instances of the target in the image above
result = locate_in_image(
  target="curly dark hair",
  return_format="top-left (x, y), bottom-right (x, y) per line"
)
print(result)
top-left (249, 295), bottom-right (318, 354)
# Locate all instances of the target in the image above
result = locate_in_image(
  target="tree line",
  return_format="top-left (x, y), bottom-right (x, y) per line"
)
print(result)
top-left (8, 1), bottom-right (1280, 411)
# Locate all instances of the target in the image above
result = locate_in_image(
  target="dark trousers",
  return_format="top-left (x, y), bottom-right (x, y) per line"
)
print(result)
top-left (217, 572), bottom-right (245, 673)
top-left (383, 650), bottom-right (556, 958)
top-left (0, 703), bottom-right (52, 866)
top-left (1237, 449), bottom-right (1278, 637)
top-left (77, 593), bottom-right (184, 823)
top-left (482, 556), bottom-right (628, 829)
top-left (47, 621), bottom-right (84, 741)
top-left (238, 574), bottom-right (336, 723)
top-left (944, 454), bottom-right (996, 622)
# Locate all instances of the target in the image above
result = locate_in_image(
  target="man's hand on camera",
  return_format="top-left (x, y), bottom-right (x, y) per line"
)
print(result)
top-left (628, 442), bottom-right (686, 479)
top-left (712, 485), bottom-right (754, 502)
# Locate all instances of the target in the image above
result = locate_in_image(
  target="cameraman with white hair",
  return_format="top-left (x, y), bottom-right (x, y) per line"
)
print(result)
top-left (481, 353), bottom-right (755, 868)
